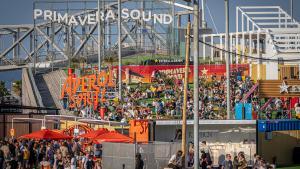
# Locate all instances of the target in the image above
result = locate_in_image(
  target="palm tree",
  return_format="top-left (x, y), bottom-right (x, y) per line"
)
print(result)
top-left (0, 81), bottom-right (9, 97)
top-left (0, 81), bottom-right (9, 103)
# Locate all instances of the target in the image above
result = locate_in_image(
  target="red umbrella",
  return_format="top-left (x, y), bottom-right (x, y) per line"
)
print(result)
top-left (78, 128), bottom-right (109, 139)
top-left (93, 131), bottom-right (133, 143)
top-left (19, 129), bottom-right (72, 140)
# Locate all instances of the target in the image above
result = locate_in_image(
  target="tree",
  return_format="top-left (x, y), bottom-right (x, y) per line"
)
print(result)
top-left (0, 81), bottom-right (9, 97)
top-left (104, 56), bottom-right (118, 66)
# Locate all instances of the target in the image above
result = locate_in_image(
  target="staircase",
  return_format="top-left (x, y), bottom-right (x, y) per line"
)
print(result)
top-left (43, 70), bottom-right (67, 113)
top-left (34, 69), bottom-right (67, 114)
top-left (34, 73), bottom-right (56, 108)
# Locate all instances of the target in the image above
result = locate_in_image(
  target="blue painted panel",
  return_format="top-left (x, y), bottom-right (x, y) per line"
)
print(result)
top-left (258, 121), bottom-right (266, 132)
top-left (235, 103), bottom-right (243, 120)
top-left (258, 120), bottom-right (300, 132)
top-left (244, 103), bottom-right (252, 120)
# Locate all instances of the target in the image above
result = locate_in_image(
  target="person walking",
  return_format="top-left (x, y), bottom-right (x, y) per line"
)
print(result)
top-left (237, 153), bottom-right (247, 169)
top-left (200, 141), bottom-right (212, 165)
top-left (135, 153), bottom-right (144, 169)
top-left (0, 150), bottom-right (5, 169)
top-left (221, 154), bottom-right (233, 169)
top-left (233, 156), bottom-right (239, 169)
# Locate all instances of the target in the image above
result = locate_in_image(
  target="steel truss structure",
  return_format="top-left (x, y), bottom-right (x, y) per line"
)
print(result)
top-left (202, 6), bottom-right (300, 64)
top-left (0, 0), bottom-right (195, 70)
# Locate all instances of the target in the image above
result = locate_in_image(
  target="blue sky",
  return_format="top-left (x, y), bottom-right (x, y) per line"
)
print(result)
top-left (0, 0), bottom-right (299, 33)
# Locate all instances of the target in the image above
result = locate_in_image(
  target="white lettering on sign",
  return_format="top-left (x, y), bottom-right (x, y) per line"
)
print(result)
top-left (33, 9), bottom-right (173, 25)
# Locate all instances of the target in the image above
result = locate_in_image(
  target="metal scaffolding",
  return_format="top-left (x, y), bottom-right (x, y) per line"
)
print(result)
top-left (0, 0), bottom-right (198, 70)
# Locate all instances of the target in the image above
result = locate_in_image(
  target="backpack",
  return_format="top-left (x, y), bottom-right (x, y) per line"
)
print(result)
top-left (23, 149), bottom-right (30, 160)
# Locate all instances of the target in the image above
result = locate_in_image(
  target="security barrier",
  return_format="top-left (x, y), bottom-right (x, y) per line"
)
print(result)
top-left (102, 142), bottom-right (181, 169)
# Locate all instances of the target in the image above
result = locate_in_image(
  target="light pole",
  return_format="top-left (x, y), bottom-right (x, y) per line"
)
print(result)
top-left (201, 0), bottom-right (206, 28)
top-left (182, 18), bottom-right (191, 168)
top-left (118, 0), bottom-right (122, 101)
top-left (225, 0), bottom-right (230, 119)
top-left (290, 0), bottom-right (293, 19)
top-left (97, 0), bottom-right (101, 71)
top-left (193, 0), bottom-right (200, 169)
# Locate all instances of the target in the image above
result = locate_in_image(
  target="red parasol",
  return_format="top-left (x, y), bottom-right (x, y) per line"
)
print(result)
top-left (93, 131), bottom-right (133, 143)
top-left (19, 129), bottom-right (72, 140)
top-left (78, 128), bottom-right (109, 139)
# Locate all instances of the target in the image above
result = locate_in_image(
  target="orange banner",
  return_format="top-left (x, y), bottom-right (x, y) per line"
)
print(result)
top-left (60, 70), bottom-right (115, 109)
top-left (129, 120), bottom-right (149, 143)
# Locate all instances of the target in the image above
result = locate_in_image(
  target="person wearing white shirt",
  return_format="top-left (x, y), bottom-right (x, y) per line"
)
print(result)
top-left (167, 150), bottom-right (183, 169)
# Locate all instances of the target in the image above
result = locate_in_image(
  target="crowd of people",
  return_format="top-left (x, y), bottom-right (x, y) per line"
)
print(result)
top-left (0, 137), bottom-right (280, 169)
top-left (73, 68), bottom-right (300, 122)
top-left (0, 139), bottom-right (102, 169)
top-left (78, 69), bottom-right (258, 122)
top-left (167, 141), bottom-right (276, 169)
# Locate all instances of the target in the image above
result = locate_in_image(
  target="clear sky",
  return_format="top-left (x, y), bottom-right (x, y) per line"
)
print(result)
top-left (0, 0), bottom-right (299, 33)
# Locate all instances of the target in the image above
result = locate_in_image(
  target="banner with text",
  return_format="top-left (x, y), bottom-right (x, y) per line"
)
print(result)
top-left (113, 64), bottom-right (249, 83)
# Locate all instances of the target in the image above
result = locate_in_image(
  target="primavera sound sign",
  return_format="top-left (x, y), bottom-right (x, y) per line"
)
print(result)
top-left (34, 8), bottom-right (173, 25)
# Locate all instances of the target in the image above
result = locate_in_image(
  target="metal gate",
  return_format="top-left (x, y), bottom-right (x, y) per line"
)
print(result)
top-left (102, 142), bottom-right (181, 169)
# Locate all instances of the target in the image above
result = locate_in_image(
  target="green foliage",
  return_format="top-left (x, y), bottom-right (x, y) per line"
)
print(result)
top-left (0, 81), bottom-right (9, 97)
top-left (104, 56), bottom-right (118, 66)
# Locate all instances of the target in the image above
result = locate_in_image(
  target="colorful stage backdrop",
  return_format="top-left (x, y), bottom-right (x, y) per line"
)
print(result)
top-left (113, 64), bottom-right (249, 83)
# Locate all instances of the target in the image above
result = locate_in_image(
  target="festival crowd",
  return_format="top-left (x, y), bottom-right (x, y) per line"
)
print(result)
top-left (0, 138), bottom-right (277, 169)
top-left (76, 68), bottom-right (300, 122)
top-left (0, 139), bottom-right (102, 169)
top-left (166, 141), bottom-right (276, 169)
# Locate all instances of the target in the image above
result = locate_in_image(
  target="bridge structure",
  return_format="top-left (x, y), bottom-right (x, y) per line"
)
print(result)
top-left (0, 0), bottom-right (198, 71)
top-left (2, 2), bottom-right (299, 113)
top-left (0, 0), bottom-right (201, 112)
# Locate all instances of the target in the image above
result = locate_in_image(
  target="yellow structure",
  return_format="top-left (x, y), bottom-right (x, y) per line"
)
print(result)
top-left (251, 64), bottom-right (266, 81)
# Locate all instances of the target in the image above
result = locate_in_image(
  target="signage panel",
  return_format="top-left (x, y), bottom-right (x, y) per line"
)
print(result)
top-left (259, 80), bottom-right (300, 97)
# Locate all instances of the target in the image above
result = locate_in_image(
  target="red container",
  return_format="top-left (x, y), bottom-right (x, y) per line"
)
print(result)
top-left (100, 107), bottom-right (106, 119)
top-left (252, 112), bottom-right (257, 120)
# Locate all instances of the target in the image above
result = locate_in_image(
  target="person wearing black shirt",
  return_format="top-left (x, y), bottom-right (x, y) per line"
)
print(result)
top-left (9, 157), bottom-right (18, 169)
top-left (135, 153), bottom-right (144, 169)
top-left (86, 155), bottom-right (95, 169)
top-left (0, 150), bottom-right (4, 169)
